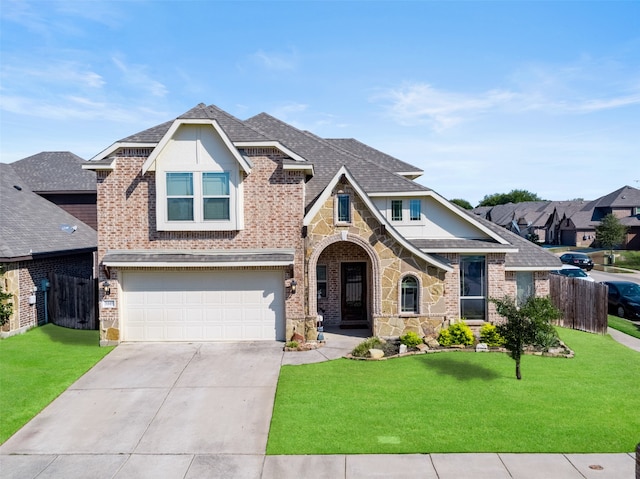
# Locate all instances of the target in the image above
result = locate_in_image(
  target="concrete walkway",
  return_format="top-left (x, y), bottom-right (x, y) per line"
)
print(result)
top-left (1, 329), bottom-right (638, 478)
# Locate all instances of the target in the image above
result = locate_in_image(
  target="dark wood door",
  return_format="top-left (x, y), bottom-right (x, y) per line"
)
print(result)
top-left (341, 262), bottom-right (367, 323)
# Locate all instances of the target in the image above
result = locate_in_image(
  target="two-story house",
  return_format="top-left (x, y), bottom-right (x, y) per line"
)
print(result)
top-left (85, 103), bottom-right (560, 345)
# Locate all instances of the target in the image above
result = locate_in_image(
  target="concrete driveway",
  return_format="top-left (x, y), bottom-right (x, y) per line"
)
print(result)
top-left (1, 341), bottom-right (285, 477)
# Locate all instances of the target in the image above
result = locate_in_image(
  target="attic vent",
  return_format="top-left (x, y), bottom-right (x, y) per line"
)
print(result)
top-left (116, 147), bottom-right (154, 158)
top-left (13, 185), bottom-right (22, 191)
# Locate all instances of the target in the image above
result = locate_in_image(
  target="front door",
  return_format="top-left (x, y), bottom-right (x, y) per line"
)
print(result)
top-left (341, 262), bottom-right (367, 324)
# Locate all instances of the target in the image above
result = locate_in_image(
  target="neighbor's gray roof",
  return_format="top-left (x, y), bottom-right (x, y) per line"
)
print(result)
top-left (11, 151), bottom-right (96, 192)
top-left (592, 185), bottom-right (640, 208)
top-left (244, 112), bottom-right (429, 209)
top-left (471, 213), bottom-right (561, 269)
top-left (0, 163), bottom-right (96, 261)
top-left (410, 238), bottom-right (515, 251)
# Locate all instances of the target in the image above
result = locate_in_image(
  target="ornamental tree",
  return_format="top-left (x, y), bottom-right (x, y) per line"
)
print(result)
top-left (595, 213), bottom-right (628, 257)
top-left (490, 296), bottom-right (561, 380)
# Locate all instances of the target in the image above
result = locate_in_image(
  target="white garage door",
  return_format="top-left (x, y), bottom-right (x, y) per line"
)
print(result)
top-left (122, 270), bottom-right (284, 341)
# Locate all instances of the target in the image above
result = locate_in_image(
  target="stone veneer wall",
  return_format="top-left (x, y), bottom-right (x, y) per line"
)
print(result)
top-left (1, 254), bottom-right (94, 336)
top-left (304, 184), bottom-right (447, 339)
top-left (96, 154), bottom-right (306, 344)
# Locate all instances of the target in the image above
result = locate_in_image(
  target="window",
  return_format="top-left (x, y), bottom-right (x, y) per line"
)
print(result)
top-left (460, 256), bottom-right (486, 320)
top-left (317, 265), bottom-right (327, 298)
top-left (337, 194), bottom-right (351, 223)
top-left (165, 171), bottom-right (232, 224)
top-left (516, 272), bottom-right (534, 305)
top-left (391, 200), bottom-right (403, 221)
top-left (167, 172), bottom-right (194, 221)
top-left (202, 172), bottom-right (230, 220)
top-left (401, 276), bottom-right (419, 313)
top-left (410, 199), bottom-right (421, 221)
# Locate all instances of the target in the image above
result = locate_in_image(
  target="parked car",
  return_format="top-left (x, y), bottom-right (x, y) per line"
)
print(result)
top-left (550, 265), bottom-right (595, 282)
top-left (559, 252), bottom-right (594, 271)
top-left (602, 281), bottom-right (640, 319)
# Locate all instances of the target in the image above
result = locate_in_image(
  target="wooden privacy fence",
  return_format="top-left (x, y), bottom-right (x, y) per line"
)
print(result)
top-left (47, 273), bottom-right (97, 330)
top-left (549, 274), bottom-right (608, 334)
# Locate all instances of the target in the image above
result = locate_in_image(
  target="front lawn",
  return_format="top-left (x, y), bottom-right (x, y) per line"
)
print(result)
top-left (0, 324), bottom-right (113, 443)
top-left (267, 328), bottom-right (640, 454)
top-left (608, 314), bottom-right (640, 340)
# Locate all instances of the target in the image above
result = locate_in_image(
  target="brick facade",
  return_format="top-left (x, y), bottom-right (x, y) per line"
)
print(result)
top-left (1, 253), bottom-right (94, 336)
top-left (96, 153), bottom-right (306, 343)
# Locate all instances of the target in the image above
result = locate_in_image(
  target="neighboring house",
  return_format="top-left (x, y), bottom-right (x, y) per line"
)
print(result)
top-left (474, 186), bottom-right (640, 250)
top-left (0, 163), bottom-right (97, 337)
top-left (84, 103), bottom-right (560, 345)
top-left (10, 152), bottom-right (97, 229)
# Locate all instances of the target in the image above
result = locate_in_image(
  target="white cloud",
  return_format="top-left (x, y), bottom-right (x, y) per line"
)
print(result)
top-left (376, 57), bottom-right (640, 131)
top-left (112, 56), bottom-right (168, 97)
top-left (250, 48), bottom-right (298, 71)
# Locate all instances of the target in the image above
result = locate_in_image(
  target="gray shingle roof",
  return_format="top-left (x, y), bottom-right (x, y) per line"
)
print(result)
top-left (102, 250), bottom-right (294, 265)
top-left (11, 152), bottom-right (96, 192)
top-left (244, 113), bottom-right (429, 209)
top-left (326, 138), bottom-right (423, 176)
top-left (410, 238), bottom-right (515, 251)
top-left (0, 163), bottom-right (96, 260)
top-left (592, 185), bottom-right (640, 208)
top-left (119, 103), bottom-right (268, 143)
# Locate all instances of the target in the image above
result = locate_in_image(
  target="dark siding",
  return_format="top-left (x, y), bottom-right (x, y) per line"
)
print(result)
top-left (40, 193), bottom-right (97, 230)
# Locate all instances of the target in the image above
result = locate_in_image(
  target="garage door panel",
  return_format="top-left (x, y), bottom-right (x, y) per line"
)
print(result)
top-left (122, 270), bottom-right (284, 341)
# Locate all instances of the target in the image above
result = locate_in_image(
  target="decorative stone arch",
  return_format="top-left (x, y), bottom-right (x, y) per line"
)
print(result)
top-left (307, 232), bottom-right (382, 318)
top-left (398, 272), bottom-right (423, 315)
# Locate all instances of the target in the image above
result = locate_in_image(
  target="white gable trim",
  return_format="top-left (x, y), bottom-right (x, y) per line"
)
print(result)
top-left (303, 166), bottom-right (453, 272)
top-left (371, 190), bottom-right (510, 245)
top-left (141, 119), bottom-right (252, 174)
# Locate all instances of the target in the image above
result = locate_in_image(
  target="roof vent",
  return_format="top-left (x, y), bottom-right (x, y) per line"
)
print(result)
top-left (60, 224), bottom-right (77, 234)
top-left (13, 185), bottom-right (22, 191)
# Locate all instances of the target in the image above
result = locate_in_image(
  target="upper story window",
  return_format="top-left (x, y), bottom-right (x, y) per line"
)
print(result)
top-left (159, 169), bottom-right (241, 231)
top-left (167, 172), bottom-right (194, 221)
top-left (203, 172), bottom-right (230, 220)
top-left (337, 194), bottom-right (351, 223)
top-left (401, 275), bottom-right (419, 313)
top-left (410, 199), bottom-right (421, 221)
top-left (391, 200), bottom-right (403, 221)
top-left (166, 172), bottom-right (231, 222)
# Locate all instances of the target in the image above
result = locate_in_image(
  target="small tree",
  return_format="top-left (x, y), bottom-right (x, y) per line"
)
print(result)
top-left (490, 296), bottom-right (561, 380)
top-left (595, 213), bottom-right (628, 257)
top-left (0, 267), bottom-right (14, 327)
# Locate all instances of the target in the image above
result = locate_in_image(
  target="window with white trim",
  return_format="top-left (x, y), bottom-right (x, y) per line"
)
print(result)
top-left (410, 199), bottom-right (421, 221)
top-left (337, 194), bottom-right (351, 223)
top-left (460, 255), bottom-right (486, 320)
top-left (401, 275), bottom-right (419, 313)
top-left (391, 200), bottom-right (403, 221)
top-left (202, 172), bottom-right (230, 220)
top-left (167, 172), bottom-right (194, 221)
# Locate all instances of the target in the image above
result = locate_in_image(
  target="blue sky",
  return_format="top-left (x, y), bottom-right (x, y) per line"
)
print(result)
top-left (1, 0), bottom-right (638, 206)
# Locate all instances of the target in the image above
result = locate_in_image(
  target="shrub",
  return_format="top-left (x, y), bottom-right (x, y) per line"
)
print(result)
top-left (479, 323), bottom-right (506, 347)
top-left (351, 337), bottom-right (384, 357)
top-left (285, 341), bottom-right (299, 349)
top-left (437, 322), bottom-right (475, 346)
top-left (399, 331), bottom-right (422, 348)
top-left (437, 328), bottom-right (453, 347)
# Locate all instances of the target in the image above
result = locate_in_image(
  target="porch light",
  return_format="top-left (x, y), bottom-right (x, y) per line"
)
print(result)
top-left (102, 281), bottom-right (111, 296)
top-left (290, 279), bottom-right (297, 294)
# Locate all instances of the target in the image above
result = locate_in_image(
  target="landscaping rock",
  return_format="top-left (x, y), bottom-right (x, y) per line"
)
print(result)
top-left (399, 344), bottom-right (407, 354)
top-left (369, 348), bottom-right (384, 359)
top-left (425, 338), bottom-right (440, 348)
top-left (416, 343), bottom-right (428, 351)
top-left (475, 343), bottom-right (489, 352)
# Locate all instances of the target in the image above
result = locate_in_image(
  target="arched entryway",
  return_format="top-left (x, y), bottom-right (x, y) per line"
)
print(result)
top-left (308, 233), bottom-right (381, 331)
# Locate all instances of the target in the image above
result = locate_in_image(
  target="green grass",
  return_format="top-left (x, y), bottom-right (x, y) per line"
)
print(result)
top-left (0, 324), bottom-right (113, 443)
top-left (608, 314), bottom-right (640, 339)
top-left (267, 328), bottom-right (640, 454)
